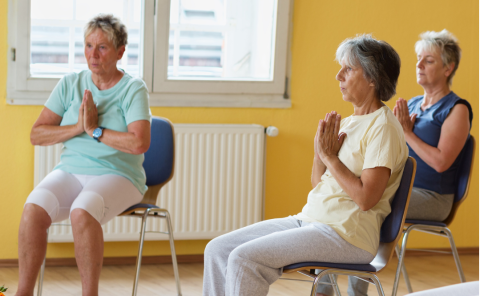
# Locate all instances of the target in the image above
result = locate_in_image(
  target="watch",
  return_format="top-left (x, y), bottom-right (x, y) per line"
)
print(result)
top-left (92, 127), bottom-right (105, 142)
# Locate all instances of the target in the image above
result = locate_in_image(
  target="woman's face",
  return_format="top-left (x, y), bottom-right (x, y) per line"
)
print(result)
top-left (416, 48), bottom-right (451, 87)
top-left (336, 59), bottom-right (375, 105)
top-left (84, 28), bottom-right (125, 77)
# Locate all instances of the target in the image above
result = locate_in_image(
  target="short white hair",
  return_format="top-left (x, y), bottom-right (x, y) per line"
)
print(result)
top-left (84, 14), bottom-right (128, 49)
top-left (415, 29), bottom-right (461, 85)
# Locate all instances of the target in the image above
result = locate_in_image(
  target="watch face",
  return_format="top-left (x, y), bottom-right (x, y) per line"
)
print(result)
top-left (93, 128), bottom-right (102, 138)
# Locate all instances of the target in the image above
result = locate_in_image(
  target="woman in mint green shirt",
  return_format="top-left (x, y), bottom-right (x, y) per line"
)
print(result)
top-left (17, 15), bottom-right (151, 296)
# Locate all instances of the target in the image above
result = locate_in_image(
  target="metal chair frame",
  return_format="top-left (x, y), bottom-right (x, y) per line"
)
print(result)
top-left (36, 117), bottom-right (182, 296)
top-left (392, 136), bottom-right (476, 296)
top-left (282, 157), bottom-right (417, 296)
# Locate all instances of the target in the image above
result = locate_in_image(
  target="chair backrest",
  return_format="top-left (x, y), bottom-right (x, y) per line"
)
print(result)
top-left (443, 135), bottom-right (476, 226)
top-left (140, 117), bottom-right (175, 204)
top-left (371, 157), bottom-right (416, 272)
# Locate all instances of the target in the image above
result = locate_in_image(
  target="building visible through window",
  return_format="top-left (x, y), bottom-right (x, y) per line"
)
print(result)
top-left (30, 0), bottom-right (142, 78)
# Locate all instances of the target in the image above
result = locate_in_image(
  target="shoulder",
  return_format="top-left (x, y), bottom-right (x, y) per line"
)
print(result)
top-left (122, 72), bottom-right (148, 91)
top-left (437, 92), bottom-right (473, 124)
top-left (59, 71), bottom-right (82, 84)
top-left (408, 95), bottom-right (423, 107)
top-left (450, 92), bottom-right (472, 113)
top-left (448, 102), bottom-right (471, 123)
top-left (369, 107), bottom-right (404, 137)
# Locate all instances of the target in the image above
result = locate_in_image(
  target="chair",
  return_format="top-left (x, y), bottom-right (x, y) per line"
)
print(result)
top-left (282, 157), bottom-right (417, 296)
top-left (392, 136), bottom-right (475, 296)
top-left (37, 117), bottom-right (182, 296)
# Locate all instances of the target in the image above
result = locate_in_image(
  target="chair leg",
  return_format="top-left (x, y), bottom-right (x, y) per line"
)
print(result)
top-left (395, 244), bottom-right (413, 293)
top-left (392, 228), bottom-right (411, 296)
top-left (36, 228), bottom-right (49, 296)
top-left (369, 274), bottom-right (386, 296)
top-left (444, 228), bottom-right (466, 282)
top-left (164, 210), bottom-right (182, 296)
top-left (329, 274), bottom-right (341, 296)
top-left (311, 270), bottom-right (329, 296)
top-left (132, 210), bottom-right (150, 296)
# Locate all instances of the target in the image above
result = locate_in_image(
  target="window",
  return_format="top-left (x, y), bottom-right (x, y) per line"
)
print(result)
top-left (29, 0), bottom-right (142, 78)
top-left (7, 0), bottom-right (292, 108)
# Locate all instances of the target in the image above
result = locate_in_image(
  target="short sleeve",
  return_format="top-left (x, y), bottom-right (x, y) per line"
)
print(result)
top-left (363, 123), bottom-right (403, 172)
top-left (44, 76), bottom-right (69, 117)
top-left (122, 80), bottom-right (151, 125)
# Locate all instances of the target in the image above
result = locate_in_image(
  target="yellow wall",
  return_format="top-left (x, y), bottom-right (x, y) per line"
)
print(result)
top-left (1, 0), bottom-right (478, 260)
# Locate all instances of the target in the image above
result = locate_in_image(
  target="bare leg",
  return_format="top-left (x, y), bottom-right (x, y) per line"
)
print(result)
top-left (71, 209), bottom-right (104, 296)
top-left (16, 204), bottom-right (52, 296)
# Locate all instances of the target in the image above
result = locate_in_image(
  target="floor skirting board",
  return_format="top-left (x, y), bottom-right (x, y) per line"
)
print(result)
top-left (0, 254), bottom-right (204, 267)
top-left (1, 247), bottom-right (478, 267)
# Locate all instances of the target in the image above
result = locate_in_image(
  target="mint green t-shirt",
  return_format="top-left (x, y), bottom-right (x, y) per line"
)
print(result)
top-left (45, 70), bottom-right (151, 194)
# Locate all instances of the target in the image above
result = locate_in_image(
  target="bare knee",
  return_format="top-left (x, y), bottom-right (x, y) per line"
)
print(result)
top-left (70, 209), bottom-right (98, 229)
top-left (21, 203), bottom-right (51, 230)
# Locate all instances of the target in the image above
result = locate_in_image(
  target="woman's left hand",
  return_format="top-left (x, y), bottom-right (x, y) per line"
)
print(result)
top-left (317, 111), bottom-right (346, 163)
top-left (83, 89), bottom-right (99, 136)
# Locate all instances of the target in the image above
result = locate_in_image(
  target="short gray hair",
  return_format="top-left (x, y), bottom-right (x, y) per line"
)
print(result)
top-left (335, 34), bottom-right (401, 102)
top-left (84, 14), bottom-right (128, 49)
top-left (415, 29), bottom-right (461, 85)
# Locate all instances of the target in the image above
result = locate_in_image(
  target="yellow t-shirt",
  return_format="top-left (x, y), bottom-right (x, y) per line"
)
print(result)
top-left (295, 106), bottom-right (408, 255)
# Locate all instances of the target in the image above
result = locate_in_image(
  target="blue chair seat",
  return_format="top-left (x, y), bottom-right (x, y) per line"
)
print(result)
top-left (284, 261), bottom-right (377, 273)
top-left (405, 219), bottom-right (447, 227)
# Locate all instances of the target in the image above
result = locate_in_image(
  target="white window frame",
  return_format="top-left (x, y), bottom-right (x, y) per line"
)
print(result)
top-left (7, 0), bottom-right (291, 108)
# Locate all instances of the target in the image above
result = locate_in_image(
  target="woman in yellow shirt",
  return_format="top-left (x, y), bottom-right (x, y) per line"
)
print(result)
top-left (203, 34), bottom-right (408, 296)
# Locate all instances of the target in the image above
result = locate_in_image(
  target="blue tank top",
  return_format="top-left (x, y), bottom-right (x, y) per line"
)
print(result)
top-left (408, 91), bottom-right (473, 194)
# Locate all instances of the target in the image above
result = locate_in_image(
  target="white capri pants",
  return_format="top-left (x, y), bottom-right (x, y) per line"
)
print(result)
top-left (25, 169), bottom-right (143, 225)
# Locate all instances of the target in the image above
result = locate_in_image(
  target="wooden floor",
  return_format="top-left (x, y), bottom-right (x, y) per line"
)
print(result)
top-left (1, 255), bottom-right (478, 295)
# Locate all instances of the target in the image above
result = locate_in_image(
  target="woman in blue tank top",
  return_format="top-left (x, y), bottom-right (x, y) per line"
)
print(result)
top-left (393, 30), bottom-right (472, 222)
top-left (337, 30), bottom-right (473, 296)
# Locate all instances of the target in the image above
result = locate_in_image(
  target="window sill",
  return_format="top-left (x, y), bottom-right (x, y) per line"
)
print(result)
top-left (6, 89), bottom-right (292, 109)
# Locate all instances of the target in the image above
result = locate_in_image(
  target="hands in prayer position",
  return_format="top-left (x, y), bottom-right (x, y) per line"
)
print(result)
top-left (75, 89), bottom-right (98, 137)
top-left (393, 98), bottom-right (417, 135)
top-left (314, 111), bottom-right (347, 165)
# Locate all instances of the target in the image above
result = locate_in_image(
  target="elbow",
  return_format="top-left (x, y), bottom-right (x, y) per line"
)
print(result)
top-left (30, 131), bottom-right (38, 146)
top-left (131, 146), bottom-right (148, 155)
top-left (432, 161), bottom-right (450, 173)
top-left (354, 193), bottom-right (378, 211)
top-left (131, 141), bottom-right (150, 155)
top-left (358, 203), bottom-right (374, 212)
top-left (434, 166), bottom-right (448, 173)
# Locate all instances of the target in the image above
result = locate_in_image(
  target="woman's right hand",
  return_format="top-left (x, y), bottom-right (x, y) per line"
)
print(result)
top-left (75, 94), bottom-right (85, 134)
top-left (393, 98), bottom-right (417, 135)
top-left (314, 119), bottom-right (324, 165)
top-left (315, 111), bottom-right (346, 163)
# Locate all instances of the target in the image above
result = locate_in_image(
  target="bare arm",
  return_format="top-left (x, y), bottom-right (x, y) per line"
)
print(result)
top-left (323, 156), bottom-right (391, 211)
top-left (311, 120), bottom-right (327, 188)
top-left (86, 120), bottom-right (151, 155)
top-left (317, 111), bottom-right (390, 211)
top-left (394, 98), bottom-right (470, 173)
top-left (30, 103), bottom-right (84, 146)
top-left (311, 159), bottom-right (327, 188)
top-left (83, 90), bottom-right (151, 155)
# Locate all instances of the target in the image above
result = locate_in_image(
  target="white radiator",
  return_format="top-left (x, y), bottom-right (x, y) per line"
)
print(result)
top-left (34, 124), bottom-right (270, 242)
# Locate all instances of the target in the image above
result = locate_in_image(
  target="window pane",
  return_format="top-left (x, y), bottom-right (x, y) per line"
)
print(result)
top-left (30, 0), bottom-right (142, 78)
top-left (30, 26), bottom-right (70, 76)
top-left (168, 0), bottom-right (277, 81)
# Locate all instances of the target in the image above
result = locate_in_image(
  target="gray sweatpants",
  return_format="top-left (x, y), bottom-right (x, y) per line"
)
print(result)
top-left (317, 187), bottom-right (455, 296)
top-left (203, 216), bottom-right (374, 296)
